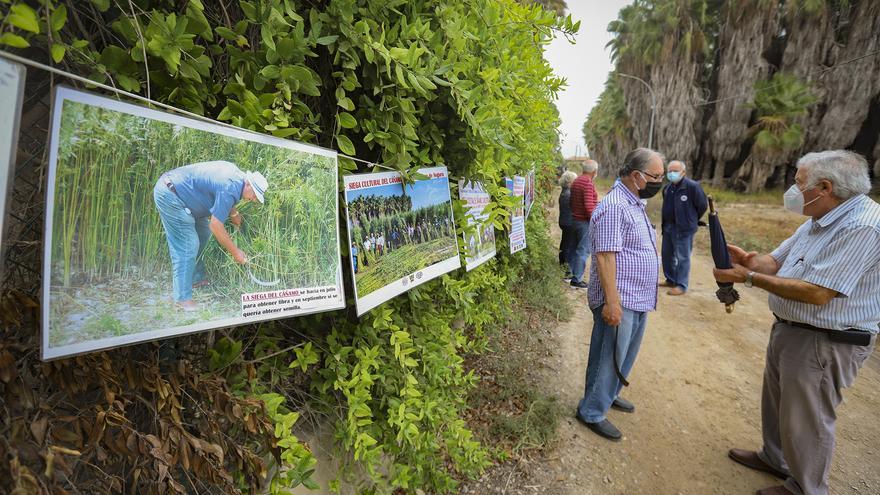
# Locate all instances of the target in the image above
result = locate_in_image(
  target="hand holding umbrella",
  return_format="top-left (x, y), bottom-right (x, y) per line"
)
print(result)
top-left (707, 196), bottom-right (740, 313)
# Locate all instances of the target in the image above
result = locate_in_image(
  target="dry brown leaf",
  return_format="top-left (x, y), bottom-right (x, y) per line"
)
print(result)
top-left (0, 349), bottom-right (16, 383)
top-left (30, 416), bottom-right (48, 445)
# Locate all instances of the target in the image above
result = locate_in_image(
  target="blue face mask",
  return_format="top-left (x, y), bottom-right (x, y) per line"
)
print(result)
top-left (667, 171), bottom-right (683, 183)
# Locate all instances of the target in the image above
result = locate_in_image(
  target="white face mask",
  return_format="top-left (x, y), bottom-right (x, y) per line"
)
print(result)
top-left (783, 183), bottom-right (820, 215)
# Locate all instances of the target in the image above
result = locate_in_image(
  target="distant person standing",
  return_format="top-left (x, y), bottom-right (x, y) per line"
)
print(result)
top-left (568, 160), bottom-right (599, 289)
top-left (351, 242), bottom-right (359, 273)
top-left (558, 170), bottom-right (578, 279)
top-left (362, 236), bottom-right (372, 266)
top-left (576, 148), bottom-right (664, 441)
top-left (660, 160), bottom-right (708, 296)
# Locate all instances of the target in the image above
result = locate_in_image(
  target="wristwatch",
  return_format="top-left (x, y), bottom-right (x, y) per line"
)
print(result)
top-left (745, 271), bottom-right (756, 288)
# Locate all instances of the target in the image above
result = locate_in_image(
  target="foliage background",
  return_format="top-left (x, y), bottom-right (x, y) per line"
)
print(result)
top-left (584, 0), bottom-right (880, 193)
top-left (0, 0), bottom-right (576, 493)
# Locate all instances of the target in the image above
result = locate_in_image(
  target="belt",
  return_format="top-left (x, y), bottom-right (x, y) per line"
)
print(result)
top-left (773, 314), bottom-right (873, 346)
top-left (162, 176), bottom-right (176, 193)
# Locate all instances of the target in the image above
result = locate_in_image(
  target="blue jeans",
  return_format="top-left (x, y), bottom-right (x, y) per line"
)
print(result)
top-left (153, 181), bottom-right (211, 302)
top-left (577, 306), bottom-right (648, 423)
top-left (567, 219), bottom-right (591, 283)
top-left (662, 228), bottom-right (695, 291)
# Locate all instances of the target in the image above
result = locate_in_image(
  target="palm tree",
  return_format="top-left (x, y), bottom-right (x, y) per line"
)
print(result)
top-left (735, 72), bottom-right (818, 191)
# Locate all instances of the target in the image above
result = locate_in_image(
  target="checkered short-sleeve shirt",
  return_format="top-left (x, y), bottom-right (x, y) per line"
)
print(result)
top-left (587, 182), bottom-right (660, 312)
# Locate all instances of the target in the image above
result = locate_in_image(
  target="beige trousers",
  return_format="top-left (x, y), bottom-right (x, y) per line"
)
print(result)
top-left (757, 321), bottom-right (875, 495)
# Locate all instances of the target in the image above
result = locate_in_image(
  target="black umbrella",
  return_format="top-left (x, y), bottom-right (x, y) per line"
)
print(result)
top-left (708, 196), bottom-right (739, 313)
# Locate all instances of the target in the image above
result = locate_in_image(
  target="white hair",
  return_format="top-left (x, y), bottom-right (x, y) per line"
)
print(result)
top-left (560, 170), bottom-right (578, 188)
top-left (582, 159), bottom-right (598, 174)
top-left (797, 150), bottom-right (871, 200)
top-left (668, 160), bottom-right (686, 171)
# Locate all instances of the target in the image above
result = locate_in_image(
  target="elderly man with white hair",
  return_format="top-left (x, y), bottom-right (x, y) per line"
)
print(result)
top-left (567, 159), bottom-right (599, 289)
top-left (154, 161), bottom-right (269, 312)
top-left (714, 150), bottom-right (879, 495)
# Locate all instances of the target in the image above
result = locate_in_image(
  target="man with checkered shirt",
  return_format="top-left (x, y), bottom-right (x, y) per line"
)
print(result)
top-left (575, 148), bottom-right (665, 441)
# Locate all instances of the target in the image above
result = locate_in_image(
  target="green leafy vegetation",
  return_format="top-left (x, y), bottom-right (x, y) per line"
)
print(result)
top-left (747, 72), bottom-right (818, 153)
top-left (3, 0), bottom-right (577, 492)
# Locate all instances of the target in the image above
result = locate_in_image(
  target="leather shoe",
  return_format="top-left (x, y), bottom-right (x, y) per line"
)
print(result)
top-left (667, 287), bottom-right (686, 296)
top-left (575, 416), bottom-right (622, 441)
top-left (756, 485), bottom-right (792, 495)
top-left (728, 448), bottom-right (788, 480)
top-left (658, 280), bottom-right (674, 287)
top-left (611, 397), bottom-right (635, 413)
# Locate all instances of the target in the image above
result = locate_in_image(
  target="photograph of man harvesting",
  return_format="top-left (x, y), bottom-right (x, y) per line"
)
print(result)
top-left (153, 160), bottom-right (269, 312)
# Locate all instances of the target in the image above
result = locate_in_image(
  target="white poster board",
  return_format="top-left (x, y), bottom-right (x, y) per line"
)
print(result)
top-left (459, 179), bottom-right (496, 271)
top-left (506, 175), bottom-right (527, 254)
top-left (43, 86), bottom-right (345, 360)
top-left (0, 57), bottom-right (26, 276)
top-left (344, 167), bottom-right (460, 315)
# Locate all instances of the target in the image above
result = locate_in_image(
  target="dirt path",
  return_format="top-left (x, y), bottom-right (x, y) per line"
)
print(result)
top-left (522, 223), bottom-right (880, 494)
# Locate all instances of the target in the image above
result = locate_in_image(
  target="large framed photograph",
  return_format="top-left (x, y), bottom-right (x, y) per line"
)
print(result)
top-left (0, 57), bottom-right (26, 275)
top-left (43, 87), bottom-right (345, 360)
top-left (344, 167), bottom-right (460, 315)
top-left (506, 175), bottom-right (527, 254)
top-left (459, 179), bottom-right (496, 271)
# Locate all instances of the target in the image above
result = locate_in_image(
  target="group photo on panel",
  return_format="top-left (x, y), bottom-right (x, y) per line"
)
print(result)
top-left (558, 147), bottom-right (878, 495)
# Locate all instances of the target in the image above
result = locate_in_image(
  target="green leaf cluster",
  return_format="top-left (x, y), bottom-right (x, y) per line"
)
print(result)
top-left (747, 72), bottom-right (818, 153)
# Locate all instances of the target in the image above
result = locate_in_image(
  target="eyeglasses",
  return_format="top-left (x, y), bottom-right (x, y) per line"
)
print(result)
top-left (640, 171), bottom-right (663, 181)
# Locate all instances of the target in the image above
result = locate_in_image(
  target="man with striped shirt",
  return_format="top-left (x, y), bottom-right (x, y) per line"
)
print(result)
top-left (714, 150), bottom-right (878, 495)
top-left (568, 160), bottom-right (599, 288)
top-left (575, 148), bottom-right (665, 440)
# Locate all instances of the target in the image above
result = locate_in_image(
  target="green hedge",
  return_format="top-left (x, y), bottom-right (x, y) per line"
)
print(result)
top-left (2, 0), bottom-right (575, 492)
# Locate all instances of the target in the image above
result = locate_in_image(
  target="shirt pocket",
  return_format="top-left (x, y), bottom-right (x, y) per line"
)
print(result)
top-left (779, 251), bottom-right (807, 279)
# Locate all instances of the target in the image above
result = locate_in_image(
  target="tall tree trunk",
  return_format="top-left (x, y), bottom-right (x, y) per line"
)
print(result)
top-left (805, 1), bottom-right (880, 152)
top-left (649, 56), bottom-right (704, 167)
top-left (705, 1), bottom-right (780, 185)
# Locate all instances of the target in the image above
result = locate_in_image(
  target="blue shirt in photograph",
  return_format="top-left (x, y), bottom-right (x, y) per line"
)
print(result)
top-left (164, 161), bottom-right (245, 222)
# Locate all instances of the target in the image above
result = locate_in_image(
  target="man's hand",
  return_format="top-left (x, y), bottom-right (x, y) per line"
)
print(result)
top-left (727, 244), bottom-right (759, 269)
top-left (713, 263), bottom-right (750, 284)
top-left (232, 248), bottom-right (248, 265)
top-left (602, 301), bottom-right (622, 327)
top-left (230, 211), bottom-right (242, 227)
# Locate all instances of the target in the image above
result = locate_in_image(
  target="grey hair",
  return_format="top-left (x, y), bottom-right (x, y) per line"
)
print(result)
top-left (618, 147), bottom-right (664, 177)
top-left (582, 159), bottom-right (598, 174)
top-left (668, 160), bottom-right (686, 171)
top-left (797, 150), bottom-right (871, 200)
top-left (559, 170), bottom-right (578, 188)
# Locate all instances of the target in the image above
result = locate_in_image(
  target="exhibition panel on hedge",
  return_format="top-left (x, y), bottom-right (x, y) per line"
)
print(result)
top-left (344, 166), bottom-right (461, 316)
top-left (42, 87), bottom-right (345, 360)
top-left (0, 57), bottom-right (25, 275)
top-left (506, 175), bottom-right (527, 254)
top-left (459, 180), bottom-right (496, 271)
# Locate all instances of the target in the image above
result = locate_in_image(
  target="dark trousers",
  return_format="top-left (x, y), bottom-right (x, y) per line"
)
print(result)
top-left (559, 224), bottom-right (575, 267)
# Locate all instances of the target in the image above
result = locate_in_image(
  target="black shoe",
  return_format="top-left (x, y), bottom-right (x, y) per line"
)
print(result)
top-left (581, 418), bottom-right (622, 441)
top-left (611, 397), bottom-right (635, 413)
top-left (570, 280), bottom-right (588, 289)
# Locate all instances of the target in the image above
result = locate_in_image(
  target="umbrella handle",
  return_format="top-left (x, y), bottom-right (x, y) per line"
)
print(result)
top-left (708, 195), bottom-right (717, 215)
top-left (725, 303), bottom-right (735, 314)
